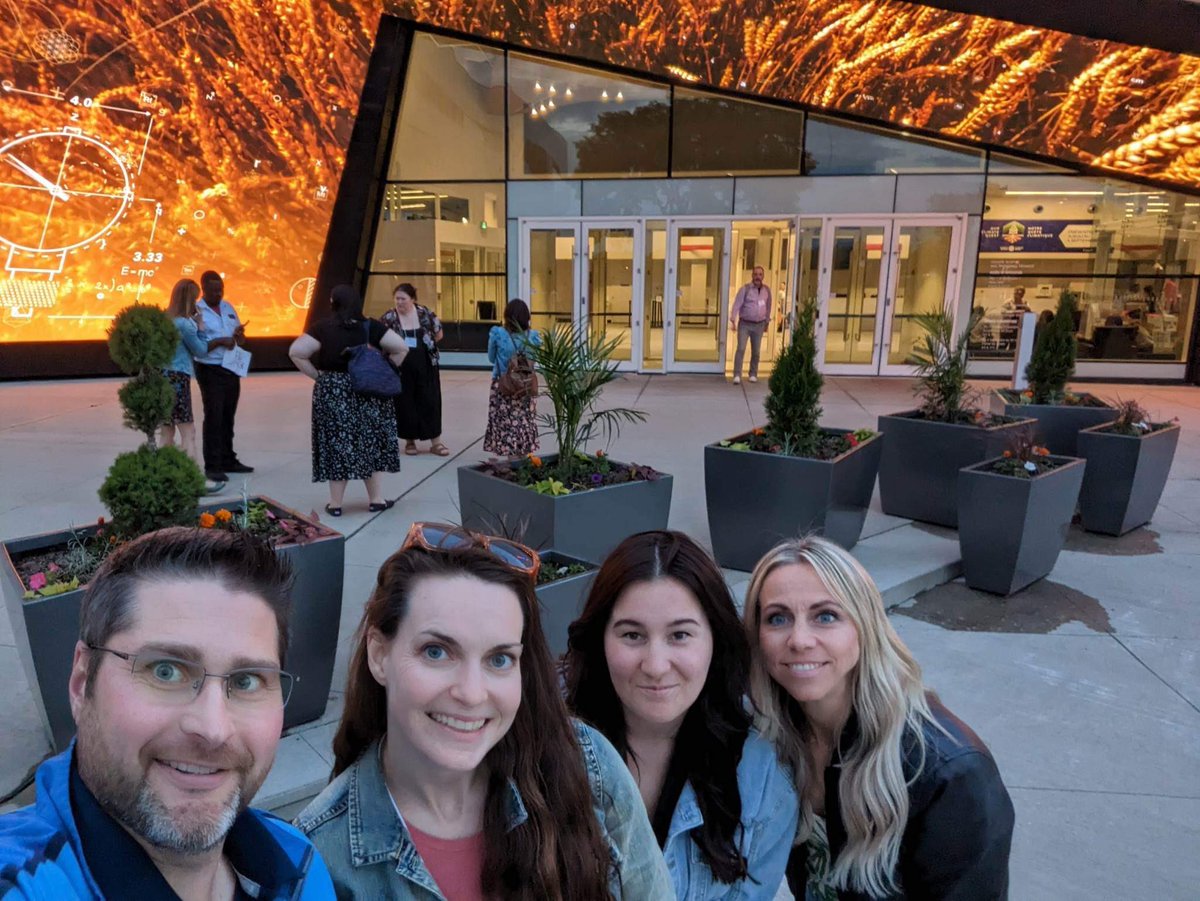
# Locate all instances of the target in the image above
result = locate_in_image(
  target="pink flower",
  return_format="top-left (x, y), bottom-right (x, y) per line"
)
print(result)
top-left (28, 572), bottom-right (47, 591)
top-left (48, 563), bottom-right (61, 573)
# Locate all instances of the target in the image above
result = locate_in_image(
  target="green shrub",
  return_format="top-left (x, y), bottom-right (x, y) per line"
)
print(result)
top-left (98, 445), bottom-right (205, 537)
top-left (107, 303), bottom-right (177, 374)
top-left (765, 298), bottom-right (823, 456)
top-left (1025, 290), bottom-right (1078, 404)
top-left (118, 371), bottom-right (174, 442)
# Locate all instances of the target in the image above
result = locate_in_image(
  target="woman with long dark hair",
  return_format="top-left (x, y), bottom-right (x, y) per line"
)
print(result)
top-left (288, 284), bottom-right (407, 515)
top-left (381, 282), bottom-right (449, 456)
top-left (744, 536), bottom-right (1014, 900)
top-left (296, 523), bottom-right (672, 899)
top-left (484, 298), bottom-right (540, 459)
top-left (159, 278), bottom-right (209, 466)
top-left (564, 530), bottom-right (798, 900)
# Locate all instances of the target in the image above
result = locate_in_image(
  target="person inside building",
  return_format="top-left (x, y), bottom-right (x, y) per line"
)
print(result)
top-left (564, 530), bottom-right (798, 900)
top-left (381, 283), bottom-right (450, 457)
top-left (0, 527), bottom-right (334, 899)
top-left (295, 523), bottom-right (673, 900)
top-left (744, 535), bottom-right (1014, 900)
top-left (729, 266), bottom-right (772, 385)
top-left (1002, 285), bottom-right (1029, 311)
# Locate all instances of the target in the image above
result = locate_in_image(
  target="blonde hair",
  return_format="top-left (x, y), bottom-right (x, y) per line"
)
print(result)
top-left (165, 278), bottom-right (200, 319)
top-left (743, 536), bottom-right (940, 898)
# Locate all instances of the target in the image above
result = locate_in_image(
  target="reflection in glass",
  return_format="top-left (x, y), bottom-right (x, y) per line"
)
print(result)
top-left (673, 227), bottom-right (725, 363)
top-left (528, 228), bottom-right (576, 333)
top-left (372, 183), bottom-right (505, 274)
top-left (672, 90), bottom-right (804, 175)
top-left (825, 225), bottom-right (886, 365)
top-left (390, 34), bottom-right (505, 181)
top-left (585, 227), bottom-right (634, 361)
top-left (887, 225), bottom-right (954, 365)
top-left (508, 54), bottom-right (669, 178)
top-left (806, 116), bottom-right (983, 175)
top-left (643, 221), bottom-right (667, 370)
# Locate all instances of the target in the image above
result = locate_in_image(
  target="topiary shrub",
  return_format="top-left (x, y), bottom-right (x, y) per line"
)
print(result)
top-left (1025, 290), bottom-right (1079, 405)
top-left (118, 371), bottom-right (175, 441)
top-left (765, 298), bottom-right (823, 457)
top-left (107, 303), bottom-right (178, 374)
top-left (99, 445), bottom-right (207, 537)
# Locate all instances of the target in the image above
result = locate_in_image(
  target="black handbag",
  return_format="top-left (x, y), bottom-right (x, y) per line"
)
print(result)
top-left (346, 321), bottom-right (403, 398)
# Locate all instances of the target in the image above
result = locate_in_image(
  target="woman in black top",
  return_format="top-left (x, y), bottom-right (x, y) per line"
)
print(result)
top-left (288, 285), bottom-right (408, 515)
top-left (380, 282), bottom-right (449, 456)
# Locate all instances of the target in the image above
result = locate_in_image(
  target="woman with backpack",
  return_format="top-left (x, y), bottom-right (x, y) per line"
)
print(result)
top-left (484, 299), bottom-right (541, 459)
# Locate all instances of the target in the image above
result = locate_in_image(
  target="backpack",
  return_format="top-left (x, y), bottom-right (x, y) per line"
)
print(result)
top-left (497, 332), bottom-right (538, 399)
top-left (346, 321), bottom-right (403, 398)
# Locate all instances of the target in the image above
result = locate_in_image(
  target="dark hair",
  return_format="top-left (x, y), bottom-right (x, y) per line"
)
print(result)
top-left (333, 544), bottom-right (611, 901)
top-left (394, 282), bottom-right (417, 302)
top-left (504, 298), bottom-right (531, 333)
top-left (165, 278), bottom-right (200, 319)
top-left (79, 526), bottom-right (293, 693)
top-left (564, 530), bottom-right (751, 884)
top-left (330, 284), bottom-right (364, 326)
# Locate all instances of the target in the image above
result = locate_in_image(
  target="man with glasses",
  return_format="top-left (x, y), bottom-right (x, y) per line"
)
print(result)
top-left (0, 527), bottom-right (334, 899)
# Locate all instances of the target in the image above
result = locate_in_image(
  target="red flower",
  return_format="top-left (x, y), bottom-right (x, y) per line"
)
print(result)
top-left (847, 435), bottom-right (859, 447)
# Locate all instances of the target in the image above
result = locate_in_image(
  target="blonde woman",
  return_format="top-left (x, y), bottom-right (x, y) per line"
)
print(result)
top-left (159, 278), bottom-right (208, 465)
top-left (743, 536), bottom-right (1014, 900)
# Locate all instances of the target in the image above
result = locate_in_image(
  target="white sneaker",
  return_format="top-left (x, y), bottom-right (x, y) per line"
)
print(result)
top-left (749, 375), bottom-right (758, 383)
top-left (732, 376), bottom-right (741, 385)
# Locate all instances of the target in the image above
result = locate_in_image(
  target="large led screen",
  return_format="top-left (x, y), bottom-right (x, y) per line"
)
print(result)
top-left (0, 0), bottom-right (382, 343)
top-left (387, 0), bottom-right (1200, 190)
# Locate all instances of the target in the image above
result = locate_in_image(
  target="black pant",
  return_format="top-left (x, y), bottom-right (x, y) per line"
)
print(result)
top-left (194, 362), bottom-right (241, 473)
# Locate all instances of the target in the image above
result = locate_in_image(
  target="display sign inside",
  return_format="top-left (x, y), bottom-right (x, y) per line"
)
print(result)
top-left (979, 220), bottom-right (1099, 254)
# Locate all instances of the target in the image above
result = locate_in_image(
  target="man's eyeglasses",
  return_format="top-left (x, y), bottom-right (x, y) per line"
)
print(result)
top-left (87, 645), bottom-right (295, 708)
top-left (401, 521), bottom-right (540, 579)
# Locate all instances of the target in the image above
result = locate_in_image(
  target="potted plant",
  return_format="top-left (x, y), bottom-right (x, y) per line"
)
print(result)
top-left (458, 323), bottom-right (672, 564)
top-left (1, 304), bottom-right (344, 750)
top-left (957, 430), bottom-right (1086, 596)
top-left (993, 290), bottom-right (1115, 455)
top-left (704, 300), bottom-right (881, 571)
top-left (1076, 398), bottom-right (1181, 536)
top-left (878, 309), bottom-right (1034, 528)
top-left (535, 552), bottom-right (598, 657)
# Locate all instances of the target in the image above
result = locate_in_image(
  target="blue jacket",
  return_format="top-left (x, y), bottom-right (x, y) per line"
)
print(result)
top-left (664, 729), bottom-right (798, 901)
top-left (487, 327), bottom-right (540, 379)
top-left (295, 722), bottom-right (674, 900)
top-left (0, 746), bottom-right (335, 900)
top-left (167, 315), bottom-right (209, 376)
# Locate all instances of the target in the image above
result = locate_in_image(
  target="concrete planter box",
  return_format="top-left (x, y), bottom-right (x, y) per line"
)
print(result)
top-left (1, 496), bottom-right (344, 751)
top-left (992, 390), bottom-right (1116, 456)
top-left (704, 429), bottom-right (882, 572)
top-left (458, 457), bottom-right (673, 564)
top-left (534, 552), bottom-right (598, 658)
top-left (957, 456), bottom-right (1085, 596)
top-left (1076, 422), bottom-right (1181, 536)
top-left (877, 411), bottom-right (1035, 528)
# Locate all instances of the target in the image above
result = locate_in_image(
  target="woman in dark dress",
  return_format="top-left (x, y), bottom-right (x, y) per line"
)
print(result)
top-left (288, 284), bottom-right (407, 516)
top-left (380, 282), bottom-right (449, 456)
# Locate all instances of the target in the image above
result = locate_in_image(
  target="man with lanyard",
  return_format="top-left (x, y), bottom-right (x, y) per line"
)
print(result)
top-left (0, 527), bottom-right (335, 899)
top-left (194, 271), bottom-right (252, 484)
top-left (729, 265), bottom-right (772, 385)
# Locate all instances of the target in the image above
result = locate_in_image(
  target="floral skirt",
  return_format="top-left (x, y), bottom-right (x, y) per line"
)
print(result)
top-left (483, 378), bottom-right (539, 457)
top-left (312, 371), bottom-right (401, 482)
top-left (164, 370), bottom-right (193, 424)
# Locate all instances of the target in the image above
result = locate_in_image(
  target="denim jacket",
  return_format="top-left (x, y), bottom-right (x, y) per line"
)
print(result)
top-left (487, 327), bottom-right (540, 379)
top-left (294, 721), bottom-right (673, 900)
top-left (663, 729), bottom-right (798, 901)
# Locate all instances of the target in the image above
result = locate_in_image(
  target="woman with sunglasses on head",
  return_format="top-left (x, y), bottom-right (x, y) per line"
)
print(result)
top-left (295, 523), bottom-right (672, 900)
top-left (563, 531), bottom-right (798, 900)
top-left (744, 536), bottom-right (1014, 901)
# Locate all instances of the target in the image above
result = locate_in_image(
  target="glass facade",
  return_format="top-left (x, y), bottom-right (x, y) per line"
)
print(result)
top-left (672, 90), bottom-right (805, 176)
top-left (805, 116), bottom-right (984, 175)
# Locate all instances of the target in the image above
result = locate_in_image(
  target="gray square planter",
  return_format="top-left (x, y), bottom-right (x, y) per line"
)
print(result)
top-left (1076, 422), bottom-right (1181, 536)
top-left (992, 390), bottom-right (1116, 456)
top-left (458, 457), bottom-right (673, 564)
top-left (1, 496), bottom-right (344, 751)
top-left (877, 411), bottom-right (1035, 528)
top-left (534, 552), bottom-right (597, 658)
top-left (704, 429), bottom-right (882, 572)
top-left (957, 457), bottom-right (1086, 596)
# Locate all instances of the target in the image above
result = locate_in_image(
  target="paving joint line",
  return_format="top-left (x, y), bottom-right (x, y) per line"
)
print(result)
top-left (1108, 632), bottom-right (1200, 716)
top-left (1006, 785), bottom-right (1200, 801)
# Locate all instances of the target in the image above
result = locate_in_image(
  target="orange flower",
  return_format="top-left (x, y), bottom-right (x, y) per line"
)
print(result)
top-left (1022, 390), bottom-right (1034, 398)
top-left (528, 455), bottom-right (543, 468)
top-left (198, 512), bottom-right (216, 529)
top-left (1002, 450), bottom-right (1012, 458)
top-left (1035, 446), bottom-right (1050, 456)
top-left (752, 427), bottom-right (765, 436)
top-left (215, 508), bottom-right (233, 523)
top-left (594, 449), bottom-right (606, 458)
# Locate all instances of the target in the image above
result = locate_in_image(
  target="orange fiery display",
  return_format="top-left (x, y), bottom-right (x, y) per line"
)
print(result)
top-left (0, 0), bottom-right (383, 342)
top-left (387, 0), bottom-right (1200, 187)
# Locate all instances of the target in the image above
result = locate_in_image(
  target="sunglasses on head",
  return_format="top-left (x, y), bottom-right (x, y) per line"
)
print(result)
top-left (401, 521), bottom-right (540, 579)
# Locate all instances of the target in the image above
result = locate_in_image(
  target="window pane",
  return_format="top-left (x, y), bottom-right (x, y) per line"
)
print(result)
top-left (364, 273), bottom-right (506, 328)
top-left (372, 183), bottom-right (504, 273)
top-left (391, 34), bottom-right (504, 181)
top-left (672, 89), bottom-right (803, 175)
top-left (508, 54), bottom-right (669, 178)
top-left (805, 116), bottom-right (983, 175)
top-left (987, 152), bottom-right (1073, 174)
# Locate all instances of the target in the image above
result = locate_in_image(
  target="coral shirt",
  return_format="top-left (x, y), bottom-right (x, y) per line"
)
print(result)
top-left (407, 823), bottom-right (486, 901)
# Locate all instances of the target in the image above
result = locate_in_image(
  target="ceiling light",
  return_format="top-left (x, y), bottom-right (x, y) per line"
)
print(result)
top-left (564, 87), bottom-right (573, 99)
top-left (548, 85), bottom-right (556, 95)
top-left (1004, 190), bottom-right (1104, 196)
top-left (616, 91), bottom-right (624, 101)
top-left (534, 81), bottom-right (542, 92)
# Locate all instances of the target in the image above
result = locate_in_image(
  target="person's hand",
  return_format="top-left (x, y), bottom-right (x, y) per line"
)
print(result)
top-left (223, 336), bottom-right (238, 349)
top-left (233, 323), bottom-right (246, 339)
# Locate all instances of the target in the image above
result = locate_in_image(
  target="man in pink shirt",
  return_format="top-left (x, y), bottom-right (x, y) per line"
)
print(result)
top-left (729, 266), bottom-right (772, 384)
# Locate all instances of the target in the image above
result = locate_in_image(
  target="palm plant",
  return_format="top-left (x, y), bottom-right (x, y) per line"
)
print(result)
top-left (911, 307), bottom-right (982, 422)
top-left (530, 322), bottom-right (646, 471)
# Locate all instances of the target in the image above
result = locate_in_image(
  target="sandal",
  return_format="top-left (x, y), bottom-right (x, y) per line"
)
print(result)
top-left (430, 442), bottom-right (451, 457)
top-left (404, 441), bottom-right (419, 456)
top-left (324, 503), bottom-right (342, 517)
top-left (368, 499), bottom-right (395, 513)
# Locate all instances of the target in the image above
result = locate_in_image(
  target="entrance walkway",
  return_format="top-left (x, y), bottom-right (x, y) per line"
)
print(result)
top-left (1, 372), bottom-right (1197, 898)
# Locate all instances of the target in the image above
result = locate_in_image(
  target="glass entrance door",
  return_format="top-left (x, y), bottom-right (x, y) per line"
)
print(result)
top-left (878, 219), bottom-right (962, 375)
top-left (521, 222), bottom-right (579, 335)
top-left (583, 222), bottom-right (639, 370)
top-left (725, 219), bottom-right (796, 378)
top-left (817, 220), bottom-right (892, 374)
top-left (666, 222), bottom-right (729, 372)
